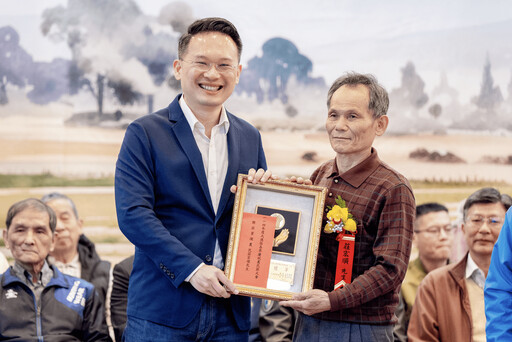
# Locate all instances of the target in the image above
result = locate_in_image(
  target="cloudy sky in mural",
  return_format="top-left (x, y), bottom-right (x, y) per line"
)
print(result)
top-left (2, 0), bottom-right (512, 133)
top-left (2, 0), bottom-right (512, 89)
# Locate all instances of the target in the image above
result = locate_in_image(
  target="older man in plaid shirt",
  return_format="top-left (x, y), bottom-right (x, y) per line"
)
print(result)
top-left (281, 73), bottom-right (415, 342)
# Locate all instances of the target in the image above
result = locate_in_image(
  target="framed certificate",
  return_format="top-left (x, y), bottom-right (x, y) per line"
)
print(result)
top-left (224, 174), bottom-right (327, 300)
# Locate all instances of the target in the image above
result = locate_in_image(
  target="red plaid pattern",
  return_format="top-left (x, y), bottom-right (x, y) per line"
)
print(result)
top-left (311, 149), bottom-right (415, 325)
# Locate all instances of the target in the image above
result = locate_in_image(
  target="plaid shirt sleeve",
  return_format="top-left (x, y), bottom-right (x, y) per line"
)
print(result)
top-left (328, 183), bottom-right (416, 312)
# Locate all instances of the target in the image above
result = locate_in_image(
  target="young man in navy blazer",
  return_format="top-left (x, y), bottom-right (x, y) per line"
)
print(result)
top-left (115, 17), bottom-right (272, 341)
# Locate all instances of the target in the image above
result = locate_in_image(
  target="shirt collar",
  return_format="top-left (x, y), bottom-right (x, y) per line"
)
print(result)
top-left (327, 148), bottom-right (381, 188)
top-left (48, 253), bottom-right (80, 270)
top-left (13, 260), bottom-right (53, 287)
top-left (179, 95), bottom-right (230, 134)
top-left (465, 253), bottom-right (486, 289)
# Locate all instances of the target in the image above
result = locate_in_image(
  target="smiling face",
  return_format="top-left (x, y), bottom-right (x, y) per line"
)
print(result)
top-left (173, 31), bottom-right (241, 116)
top-left (3, 207), bottom-right (54, 271)
top-left (326, 84), bottom-right (388, 164)
top-left (45, 198), bottom-right (82, 258)
top-left (462, 202), bottom-right (507, 260)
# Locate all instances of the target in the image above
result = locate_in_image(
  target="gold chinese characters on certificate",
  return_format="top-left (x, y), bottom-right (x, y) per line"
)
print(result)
top-left (225, 174), bottom-right (327, 300)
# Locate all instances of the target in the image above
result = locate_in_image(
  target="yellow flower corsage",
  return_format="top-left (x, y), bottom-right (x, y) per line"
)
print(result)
top-left (324, 195), bottom-right (357, 234)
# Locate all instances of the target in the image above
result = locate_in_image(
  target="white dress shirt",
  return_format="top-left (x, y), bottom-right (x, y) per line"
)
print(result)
top-left (465, 252), bottom-right (486, 289)
top-left (179, 96), bottom-right (229, 279)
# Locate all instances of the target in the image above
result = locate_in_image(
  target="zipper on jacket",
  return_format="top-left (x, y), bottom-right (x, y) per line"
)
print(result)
top-left (35, 296), bottom-right (43, 342)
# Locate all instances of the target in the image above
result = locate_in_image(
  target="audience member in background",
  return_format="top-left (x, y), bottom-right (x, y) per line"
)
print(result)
top-left (0, 198), bottom-right (111, 341)
top-left (394, 202), bottom-right (454, 341)
top-left (110, 255), bottom-right (134, 342)
top-left (0, 251), bottom-right (8, 273)
top-left (41, 192), bottom-right (111, 303)
top-left (484, 206), bottom-right (512, 341)
top-left (408, 187), bottom-right (512, 342)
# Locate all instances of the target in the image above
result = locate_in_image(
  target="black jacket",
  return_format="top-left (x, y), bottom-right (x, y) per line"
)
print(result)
top-left (110, 255), bottom-right (134, 342)
top-left (78, 234), bottom-right (111, 303)
top-left (0, 265), bottom-right (111, 341)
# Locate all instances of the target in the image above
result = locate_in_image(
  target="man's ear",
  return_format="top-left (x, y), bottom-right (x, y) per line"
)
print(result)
top-left (235, 64), bottom-right (242, 84)
top-left (49, 232), bottom-right (55, 253)
top-left (375, 115), bottom-right (389, 136)
top-left (78, 218), bottom-right (84, 234)
top-left (3, 229), bottom-right (9, 250)
top-left (173, 59), bottom-right (182, 81)
top-left (412, 232), bottom-right (418, 248)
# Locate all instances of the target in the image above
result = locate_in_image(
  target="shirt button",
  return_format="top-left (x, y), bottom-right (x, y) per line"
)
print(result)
top-left (328, 192), bottom-right (333, 197)
top-left (325, 208), bottom-right (329, 213)
top-left (334, 179), bottom-right (339, 183)
top-left (205, 255), bottom-right (212, 262)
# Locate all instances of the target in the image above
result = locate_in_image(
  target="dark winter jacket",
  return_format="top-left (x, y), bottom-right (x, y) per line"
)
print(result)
top-left (0, 265), bottom-right (111, 341)
top-left (77, 234), bottom-right (111, 303)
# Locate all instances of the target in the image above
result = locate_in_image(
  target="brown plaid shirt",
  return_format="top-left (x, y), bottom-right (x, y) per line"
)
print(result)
top-left (311, 148), bottom-right (415, 325)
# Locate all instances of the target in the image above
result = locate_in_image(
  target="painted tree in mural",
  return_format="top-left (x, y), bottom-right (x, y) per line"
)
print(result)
top-left (0, 25), bottom-right (72, 106)
top-left (472, 55), bottom-right (503, 111)
top-left (391, 61), bottom-right (429, 109)
top-left (40, 0), bottom-right (177, 116)
top-left (237, 37), bottom-right (325, 104)
top-left (0, 26), bottom-right (32, 105)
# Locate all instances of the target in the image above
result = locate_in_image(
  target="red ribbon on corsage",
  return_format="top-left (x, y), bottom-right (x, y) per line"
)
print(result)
top-left (324, 195), bottom-right (357, 291)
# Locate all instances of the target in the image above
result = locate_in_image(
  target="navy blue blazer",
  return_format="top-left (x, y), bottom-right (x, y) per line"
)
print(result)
top-left (115, 95), bottom-right (267, 330)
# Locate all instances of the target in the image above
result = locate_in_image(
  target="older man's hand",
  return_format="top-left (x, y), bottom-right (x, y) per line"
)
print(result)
top-left (280, 289), bottom-right (331, 316)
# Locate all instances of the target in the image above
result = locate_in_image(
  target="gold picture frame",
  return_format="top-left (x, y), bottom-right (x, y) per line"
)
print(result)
top-left (225, 174), bottom-right (327, 300)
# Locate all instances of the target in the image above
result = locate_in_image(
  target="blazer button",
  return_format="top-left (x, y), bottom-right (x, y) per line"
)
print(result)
top-left (166, 270), bottom-right (171, 275)
top-left (160, 263), bottom-right (164, 269)
top-left (205, 255), bottom-right (212, 262)
top-left (170, 273), bottom-right (175, 279)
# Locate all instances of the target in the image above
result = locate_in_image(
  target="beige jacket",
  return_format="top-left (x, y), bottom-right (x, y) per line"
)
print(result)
top-left (408, 254), bottom-right (473, 342)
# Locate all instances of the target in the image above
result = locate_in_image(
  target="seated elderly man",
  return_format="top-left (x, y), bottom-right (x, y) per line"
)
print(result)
top-left (41, 192), bottom-right (111, 303)
top-left (408, 187), bottom-right (512, 342)
top-left (0, 198), bottom-right (111, 341)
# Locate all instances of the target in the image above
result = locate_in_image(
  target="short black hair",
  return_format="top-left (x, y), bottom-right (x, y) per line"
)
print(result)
top-left (463, 187), bottom-right (512, 221)
top-left (416, 202), bottom-right (448, 219)
top-left (178, 17), bottom-right (242, 62)
top-left (5, 198), bottom-right (57, 233)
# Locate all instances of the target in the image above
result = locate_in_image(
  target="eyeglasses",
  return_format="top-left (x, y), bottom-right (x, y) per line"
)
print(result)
top-left (466, 216), bottom-right (504, 228)
top-left (180, 59), bottom-right (238, 73)
top-left (414, 225), bottom-right (454, 235)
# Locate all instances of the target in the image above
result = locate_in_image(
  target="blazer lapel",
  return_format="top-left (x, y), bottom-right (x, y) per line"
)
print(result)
top-left (168, 97), bottom-right (214, 213)
top-left (216, 112), bottom-right (240, 221)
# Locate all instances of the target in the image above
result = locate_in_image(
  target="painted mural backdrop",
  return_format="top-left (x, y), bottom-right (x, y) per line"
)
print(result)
top-left (1, 0), bottom-right (512, 180)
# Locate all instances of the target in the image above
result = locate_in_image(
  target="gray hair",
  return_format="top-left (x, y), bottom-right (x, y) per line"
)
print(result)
top-left (41, 192), bottom-right (79, 219)
top-left (462, 187), bottom-right (512, 221)
top-left (327, 72), bottom-right (389, 118)
top-left (6, 198), bottom-right (57, 233)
